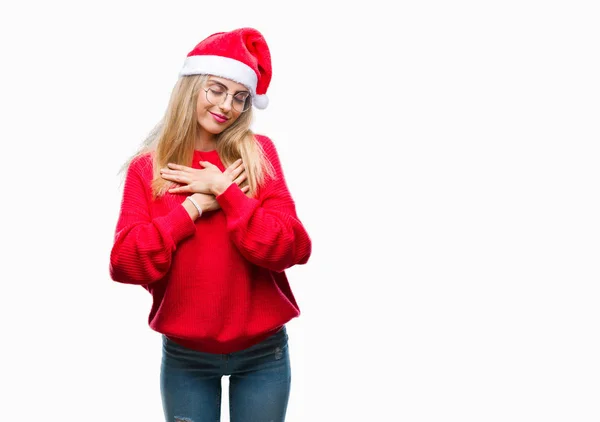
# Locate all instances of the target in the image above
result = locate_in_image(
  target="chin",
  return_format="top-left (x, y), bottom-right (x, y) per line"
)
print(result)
top-left (206, 126), bottom-right (226, 135)
top-left (199, 117), bottom-right (229, 135)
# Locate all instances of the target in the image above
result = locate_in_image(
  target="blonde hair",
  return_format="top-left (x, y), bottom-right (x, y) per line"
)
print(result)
top-left (120, 74), bottom-right (273, 198)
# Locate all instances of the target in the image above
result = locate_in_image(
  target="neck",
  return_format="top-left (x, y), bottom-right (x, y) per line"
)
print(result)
top-left (195, 128), bottom-right (217, 151)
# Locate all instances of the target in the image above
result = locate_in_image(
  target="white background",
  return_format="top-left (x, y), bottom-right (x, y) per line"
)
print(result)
top-left (1, 1), bottom-right (599, 421)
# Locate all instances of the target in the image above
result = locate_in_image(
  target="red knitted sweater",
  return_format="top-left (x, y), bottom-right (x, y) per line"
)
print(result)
top-left (109, 135), bottom-right (311, 353)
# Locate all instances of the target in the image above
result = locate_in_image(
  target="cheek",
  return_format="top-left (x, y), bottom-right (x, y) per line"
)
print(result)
top-left (196, 105), bottom-right (214, 125)
top-left (196, 95), bottom-right (212, 113)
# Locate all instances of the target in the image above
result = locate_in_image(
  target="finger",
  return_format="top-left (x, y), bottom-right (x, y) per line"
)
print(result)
top-left (224, 159), bottom-right (243, 173)
top-left (224, 164), bottom-right (243, 180)
top-left (161, 172), bottom-right (190, 184)
top-left (227, 158), bottom-right (243, 168)
top-left (168, 185), bottom-right (191, 194)
top-left (232, 164), bottom-right (245, 178)
top-left (166, 163), bottom-right (190, 171)
top-left (241, 185), bottom-right (250, 193)
top-left (160, 168), bottom-right (184, 177)
top-left (199, 160), bottom-right (217, 169)
top-left (234, 172), bottom-right (247, 185)
top-left (160, 170), bottom-right (176, 180)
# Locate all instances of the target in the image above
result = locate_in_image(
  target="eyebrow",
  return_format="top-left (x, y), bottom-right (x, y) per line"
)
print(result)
top-left (207, 80), bottom-right (249, 95)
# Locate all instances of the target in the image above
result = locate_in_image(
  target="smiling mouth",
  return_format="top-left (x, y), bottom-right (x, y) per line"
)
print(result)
top-left (209, 112), bottom-right (228, 123)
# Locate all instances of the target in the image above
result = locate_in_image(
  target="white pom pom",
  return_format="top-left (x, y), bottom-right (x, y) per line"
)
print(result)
top-left (253, 94), bottom-right (269, 109)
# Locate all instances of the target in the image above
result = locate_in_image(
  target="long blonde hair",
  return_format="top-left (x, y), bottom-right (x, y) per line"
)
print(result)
top-left (120, 74), bottom-right (273, 198)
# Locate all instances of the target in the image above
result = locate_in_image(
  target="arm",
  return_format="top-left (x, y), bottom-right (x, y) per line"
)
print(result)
top-left (215, 136), bottom-right (312, 272)
top-left (109, 155), bottom-right (197, 284)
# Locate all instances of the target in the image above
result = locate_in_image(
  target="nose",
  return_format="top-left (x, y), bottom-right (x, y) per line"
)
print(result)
top-left (219, 93), bottom-right (234, 113)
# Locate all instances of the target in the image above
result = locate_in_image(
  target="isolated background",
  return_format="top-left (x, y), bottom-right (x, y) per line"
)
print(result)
top-left (1, 1), bottom-right (598, 421)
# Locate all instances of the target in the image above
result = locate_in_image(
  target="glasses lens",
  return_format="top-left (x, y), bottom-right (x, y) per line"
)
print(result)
top-left (232, 94), bottom-right (252, 113)
top-left (206, 88), bottom-right (223, 106)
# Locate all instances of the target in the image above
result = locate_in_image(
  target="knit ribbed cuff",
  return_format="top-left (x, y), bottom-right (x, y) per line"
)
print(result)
top-left (154, 203), bottom-right (197, 246)
top-left (216, 183), bottom-right (259, 223)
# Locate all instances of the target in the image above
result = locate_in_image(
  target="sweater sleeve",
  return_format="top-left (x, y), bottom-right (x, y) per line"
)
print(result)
top-left (109, 154), bottom-right (197, 285)
top-left (215, 136), bottom-right (312, 273)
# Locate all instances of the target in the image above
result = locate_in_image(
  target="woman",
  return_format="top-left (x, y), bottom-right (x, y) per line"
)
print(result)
top-left (109, 27), bottom-right (312, 422)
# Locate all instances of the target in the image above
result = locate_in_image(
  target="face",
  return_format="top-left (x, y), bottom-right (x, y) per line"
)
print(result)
top-left (196, 76), bottom-right (251, 137)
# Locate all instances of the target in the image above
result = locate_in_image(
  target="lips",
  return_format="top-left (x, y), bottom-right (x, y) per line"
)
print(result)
top-left (209, 112), bottom-right (228, 123)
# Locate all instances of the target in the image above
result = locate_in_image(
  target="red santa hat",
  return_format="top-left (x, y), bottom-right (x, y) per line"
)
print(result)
top-left (179, 27), bottom-right (272, 109)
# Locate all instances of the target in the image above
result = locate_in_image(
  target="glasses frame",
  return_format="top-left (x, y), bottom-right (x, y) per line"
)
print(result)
top-left (202, 87), bottom-right (252, 113)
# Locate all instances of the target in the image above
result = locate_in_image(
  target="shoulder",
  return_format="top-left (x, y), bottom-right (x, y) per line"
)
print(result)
top-left (253, 134), bottom-right (280, 161)
top-left (253, 134), bottom-right (287, 186)
top-left (127, 151), bottom-right (154, 177)
top-left (254, 133), bottom-right (277, 151)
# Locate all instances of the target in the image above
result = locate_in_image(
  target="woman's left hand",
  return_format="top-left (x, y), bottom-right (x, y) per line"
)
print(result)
top-left (161, 159), bottom-right (246, 195)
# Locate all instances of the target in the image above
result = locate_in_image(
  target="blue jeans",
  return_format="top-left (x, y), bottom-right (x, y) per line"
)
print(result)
top-left (160, 326), bottom-right (291, 422)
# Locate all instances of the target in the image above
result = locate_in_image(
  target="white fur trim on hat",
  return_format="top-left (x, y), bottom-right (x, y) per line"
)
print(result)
top-left (180, 55), bottom-right (258, 95)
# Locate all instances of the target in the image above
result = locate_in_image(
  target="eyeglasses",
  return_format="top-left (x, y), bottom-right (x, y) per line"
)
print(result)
top-left (203, 86), bottom-right (252, 113)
